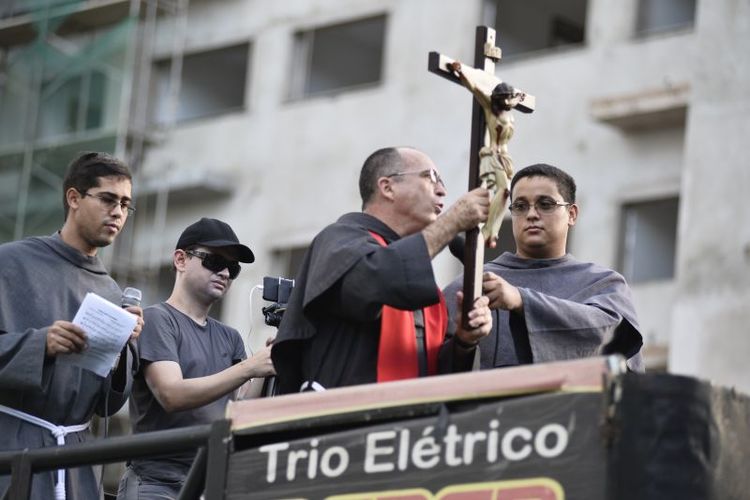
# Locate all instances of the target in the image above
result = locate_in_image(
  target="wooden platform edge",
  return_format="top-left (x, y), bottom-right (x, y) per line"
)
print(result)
top-left (227, 356), bottom-right (619, 433)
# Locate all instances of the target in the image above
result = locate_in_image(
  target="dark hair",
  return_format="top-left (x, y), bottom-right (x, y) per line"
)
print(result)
top-left (510, 163), bottom-right (576, 203)
top-left (62, 152), bottom-right (132, 218)
top-left (359, 147), bottom-right (403, 208)
top-left (491, 82), bottom-right (514, 98)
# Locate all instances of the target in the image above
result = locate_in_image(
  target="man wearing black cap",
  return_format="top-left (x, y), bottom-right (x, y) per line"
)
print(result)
top-left (117, 218), bottom-right (274, 500)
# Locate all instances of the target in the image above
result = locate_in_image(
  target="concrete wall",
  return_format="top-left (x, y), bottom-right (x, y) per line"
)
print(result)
top-left (132, 0), bottom-right (749, 392)
top-left (668, 0), bottom-right (750, 392)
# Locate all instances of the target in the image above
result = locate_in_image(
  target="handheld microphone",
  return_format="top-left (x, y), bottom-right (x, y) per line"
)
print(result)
top-left (109, 286), bottom-right (142, 443)
top-left (448, 235), bottom-right (466, 264)
top-left (121, 287), bottom-right (142, 308)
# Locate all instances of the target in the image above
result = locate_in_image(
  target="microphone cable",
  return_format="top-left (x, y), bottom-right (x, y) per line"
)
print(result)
top-left (245, 284), bottom-right (264, 346)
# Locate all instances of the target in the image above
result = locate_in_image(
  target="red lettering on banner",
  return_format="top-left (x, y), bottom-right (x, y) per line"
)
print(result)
top-left (327, 478), bottom-right (564, 500)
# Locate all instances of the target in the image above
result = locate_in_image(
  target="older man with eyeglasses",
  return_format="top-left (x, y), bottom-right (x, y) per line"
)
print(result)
top-left (0, 152), bottom-right (144, 500)
top-left (444, 163), bottom-right (644, 372)
top-left (272, 146), bottom-right (494, 394)
top-left (117, 217), bottom-right (275, 499)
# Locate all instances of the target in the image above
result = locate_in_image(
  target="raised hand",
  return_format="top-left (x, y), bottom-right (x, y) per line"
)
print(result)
top-left (446, 187), bottom-right (491, 233)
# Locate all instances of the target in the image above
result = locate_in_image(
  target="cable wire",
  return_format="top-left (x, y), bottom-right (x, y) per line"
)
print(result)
top-left (246, 284), bottom-right (264, 347)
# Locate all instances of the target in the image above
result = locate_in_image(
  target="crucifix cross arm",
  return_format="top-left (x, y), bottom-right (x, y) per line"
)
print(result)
top-left (428, 52), bottom-right (535, 113)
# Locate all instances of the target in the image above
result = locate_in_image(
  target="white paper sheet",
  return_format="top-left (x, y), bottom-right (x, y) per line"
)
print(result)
top-left (57, 292), bottom-right (137, 377)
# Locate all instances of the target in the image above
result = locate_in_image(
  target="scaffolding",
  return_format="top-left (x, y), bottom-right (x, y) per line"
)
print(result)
top-left (0, 0), bottom-right (188, 282)
top-left (0, 1), bottom-right (188, 493)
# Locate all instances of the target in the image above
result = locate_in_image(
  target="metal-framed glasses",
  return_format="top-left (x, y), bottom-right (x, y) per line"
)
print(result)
top-left (386, 168), bottom-right (446, 188)
top-left (509, 198), bottom-right (571, 216)
top-left (185, 249), bottom-right (241, 279)
top-left (81, 191), bottom-right (135, 216)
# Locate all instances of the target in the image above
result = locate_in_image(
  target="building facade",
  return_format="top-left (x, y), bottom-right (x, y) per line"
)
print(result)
top-left (1, 0), bottom-right (748, 393)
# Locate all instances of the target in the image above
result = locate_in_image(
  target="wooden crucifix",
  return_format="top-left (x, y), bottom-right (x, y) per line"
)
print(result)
top-left (428, 26), bottom-right (535, 327)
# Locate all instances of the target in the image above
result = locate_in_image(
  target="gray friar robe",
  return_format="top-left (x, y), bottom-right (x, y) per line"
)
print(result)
top-left (0, 233), bottom-right (133, 500)
top-left (444, 252), bottom-right (644, 371)
top-left (272, 212), bottom-right (475, 394)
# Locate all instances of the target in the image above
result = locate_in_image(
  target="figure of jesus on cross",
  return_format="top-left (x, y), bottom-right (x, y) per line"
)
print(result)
top-left (429, 26), bottom-right (534, 326)
top-left (448, 62), bottom-right (528, 243)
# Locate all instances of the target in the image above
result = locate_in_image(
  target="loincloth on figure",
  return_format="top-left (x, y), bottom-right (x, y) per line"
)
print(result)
top-left (478, 146), bottom-right (512, 243)
top-left (478, 147), bottom-right (511, 192)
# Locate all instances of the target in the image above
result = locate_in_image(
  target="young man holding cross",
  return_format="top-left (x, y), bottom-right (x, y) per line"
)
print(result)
top-left (444, 164), bottom-right (644, 371)
top-left (272, 147), bottom-right (493, 393)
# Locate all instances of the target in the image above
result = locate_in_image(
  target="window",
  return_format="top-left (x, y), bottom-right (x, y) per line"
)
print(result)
top-left (36, 70), bottom-right (107, 139)
top-left (489, 0), bottom-right (587, 58)
top-left (0, 53), bottom-right (31, 147)
top-left (289, 15), bottom-right (386, 99)
top-left (635, 0), bottom-right (696, 36)
top-left (0, 2), bottom-right (30, 20)
top-left (1, 20), bottom-right (128, 143)
top-left (618, 197), bottom-right (679, 284)
top-left (153, 43), bottom-right (249, 125)
top-left (277, 246), bottom-right (309, 280)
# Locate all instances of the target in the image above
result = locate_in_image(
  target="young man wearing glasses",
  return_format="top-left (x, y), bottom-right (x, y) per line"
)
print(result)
top-left (0, 152), bottom-right (143, 500)
top-left (118, 217), bottom-right (274, 499)
top-left (444, 163), bottom-right (644, 371)
top-left (272, 146), bottom-right (494, 394)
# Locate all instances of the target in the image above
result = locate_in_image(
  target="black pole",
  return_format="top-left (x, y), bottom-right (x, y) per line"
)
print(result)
top-left (7, 453), bottom-right (32, 500)
top-left (177, 446), bottom-right (207, 500)
top-left (204, 420), bottom-right (232, 500)
top-left (0, 423), bottom-right (216, 474)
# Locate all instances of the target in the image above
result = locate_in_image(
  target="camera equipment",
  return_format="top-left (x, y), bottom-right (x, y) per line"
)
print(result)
top-left (259, 276), bottom-right (295, 397)
top-left (261, 276), bottom-right (294, 327)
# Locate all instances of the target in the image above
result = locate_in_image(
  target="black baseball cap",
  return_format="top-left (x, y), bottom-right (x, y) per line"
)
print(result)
top-left (176, 218), bottom-right (255, 263)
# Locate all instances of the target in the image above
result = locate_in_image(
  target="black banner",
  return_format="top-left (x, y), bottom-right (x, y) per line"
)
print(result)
top-left (227, 392), bottom-right (605, 499)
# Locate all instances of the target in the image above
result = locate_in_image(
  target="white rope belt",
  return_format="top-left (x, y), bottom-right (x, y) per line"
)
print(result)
top-left (0, 404), bottom-right (90, 500)
top-left (300, 380), bottom-right (326, 392)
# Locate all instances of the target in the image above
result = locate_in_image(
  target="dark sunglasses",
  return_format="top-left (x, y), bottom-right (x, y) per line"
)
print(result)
top-left (184, 250), bottom-right (241, 279)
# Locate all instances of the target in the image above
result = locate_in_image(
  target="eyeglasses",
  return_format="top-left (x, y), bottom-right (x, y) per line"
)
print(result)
top-left (81, 191), bottom-right (135, 216)
top-left (386, 168), bottom-right (446, 188)
top-left (509, 198), bottom-right (571, 216)
top-left (185, 249), bottom-right (241, 279)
